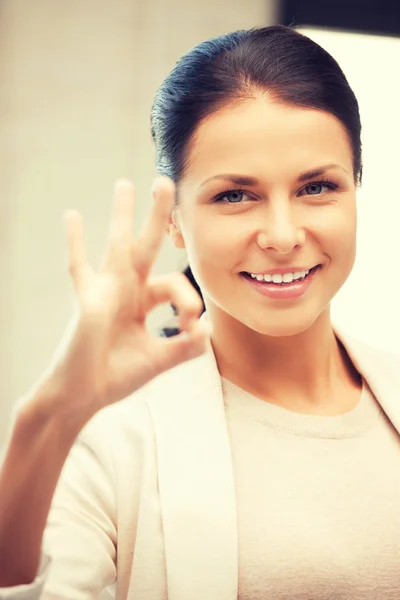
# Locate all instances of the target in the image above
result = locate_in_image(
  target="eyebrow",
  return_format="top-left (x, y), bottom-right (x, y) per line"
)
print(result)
top-left (200, 164), bottom-right (349, 188)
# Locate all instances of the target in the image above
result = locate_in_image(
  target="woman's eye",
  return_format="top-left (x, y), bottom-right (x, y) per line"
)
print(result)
top-left (214, 189), bottom-right (247, 204)
top-left (300, 181), bottom-right (338, 196)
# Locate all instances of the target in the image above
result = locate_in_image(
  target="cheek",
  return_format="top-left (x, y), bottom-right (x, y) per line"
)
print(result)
top-left (307, 200), bottom-right (357, 247)
top-left (313, 206), bottom-right (357, 278)
top-left (187, 216), bottom-right (245, 265)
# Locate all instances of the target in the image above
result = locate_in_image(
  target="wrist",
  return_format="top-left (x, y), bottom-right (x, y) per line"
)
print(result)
top-left (17, 376), bottom-right (95, 441)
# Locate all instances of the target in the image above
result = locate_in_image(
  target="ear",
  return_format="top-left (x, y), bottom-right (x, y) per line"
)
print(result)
top-left (167, 209), bottom-right (186, 249)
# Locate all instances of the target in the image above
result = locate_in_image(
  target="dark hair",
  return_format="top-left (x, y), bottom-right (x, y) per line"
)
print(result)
top-left (151, 24), bottom-right (362, 187)
top-left (151, 24), bottom-right (362, 321)
top-left (170, 265), bottom-right (204, 316)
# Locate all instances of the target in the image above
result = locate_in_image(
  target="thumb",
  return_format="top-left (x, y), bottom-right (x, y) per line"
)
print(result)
top-left (155, 319), bottom-right (212, 372)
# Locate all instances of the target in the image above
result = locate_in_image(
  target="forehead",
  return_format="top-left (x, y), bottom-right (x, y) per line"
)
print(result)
top-left (184, 96), bottom-right (352, 183)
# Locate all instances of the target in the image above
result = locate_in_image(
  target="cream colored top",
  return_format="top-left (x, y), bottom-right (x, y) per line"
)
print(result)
top-left (222, 377), bottom-right (400, 599)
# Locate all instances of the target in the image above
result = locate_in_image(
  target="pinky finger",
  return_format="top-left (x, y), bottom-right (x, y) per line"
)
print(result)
top-left (64, 210), bottom-right (91, 290)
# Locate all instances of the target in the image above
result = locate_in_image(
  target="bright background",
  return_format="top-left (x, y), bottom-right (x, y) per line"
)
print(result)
top-left (299, 28), bottom-right (400, 352)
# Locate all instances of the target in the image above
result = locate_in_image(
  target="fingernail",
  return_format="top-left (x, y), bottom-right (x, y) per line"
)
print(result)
top-left (115, 178), bottom-right (132, 191)
top-left (151, 176), bottom-right (162, 196)
top-left (179, 331), bottom-right (191, 342)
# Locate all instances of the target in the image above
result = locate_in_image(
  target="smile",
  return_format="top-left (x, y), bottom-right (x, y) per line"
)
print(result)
top-left (247, 269), bottom-right (312, 284)
top-left (240, 265), bottom-right (321, 299)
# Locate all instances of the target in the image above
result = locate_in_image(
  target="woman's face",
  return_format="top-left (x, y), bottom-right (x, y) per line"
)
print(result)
top-left (169, 96), bottom-right (357, 337)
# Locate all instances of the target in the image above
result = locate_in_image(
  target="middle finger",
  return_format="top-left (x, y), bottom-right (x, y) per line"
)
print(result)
top-left (132, 177), bottom-right (175, 278)
top-left (101, 179), bottom-right (136, 270)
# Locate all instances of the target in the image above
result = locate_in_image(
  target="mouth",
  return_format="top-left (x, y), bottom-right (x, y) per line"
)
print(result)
top-left (241, 264), bottom-right (321, 285)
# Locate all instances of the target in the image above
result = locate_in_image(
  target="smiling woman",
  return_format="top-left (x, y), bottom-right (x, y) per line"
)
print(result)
top-left (3, 24), bottom-right (400, 600)
top-left (152, 25), bottom-right (360, 347)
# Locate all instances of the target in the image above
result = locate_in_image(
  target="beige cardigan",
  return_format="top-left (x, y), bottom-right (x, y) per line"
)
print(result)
top-left (2, 319), bottom-right (400, 600)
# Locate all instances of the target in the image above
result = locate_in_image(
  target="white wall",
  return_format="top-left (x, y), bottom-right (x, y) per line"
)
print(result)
top-left (0, 0), bottom-right (275, 444)
top-left (299, 28), bottom-right (400, 353)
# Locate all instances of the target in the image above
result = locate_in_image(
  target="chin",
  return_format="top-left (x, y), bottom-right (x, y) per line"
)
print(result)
top-left (236, 307), bottom-right (326, 338)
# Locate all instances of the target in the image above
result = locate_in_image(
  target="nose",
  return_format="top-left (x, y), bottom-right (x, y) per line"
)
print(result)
top-left (257, 201), bottom-right (305, 254)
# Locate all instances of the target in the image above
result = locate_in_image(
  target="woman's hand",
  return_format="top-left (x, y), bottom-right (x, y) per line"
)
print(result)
top-left (40, 177), bottom-right (209, 422)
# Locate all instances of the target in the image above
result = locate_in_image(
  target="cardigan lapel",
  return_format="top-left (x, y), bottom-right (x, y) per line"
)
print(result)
top-left (333, 324), bottom-right (400, 431)
top-left (146, 315), bottom-right (400, 600)
top-left (146, 327), bottom-right (239, 600)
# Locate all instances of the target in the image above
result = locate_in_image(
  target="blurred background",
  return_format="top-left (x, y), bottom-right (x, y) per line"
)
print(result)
top-left (1, 0), bottom-right (400, 445)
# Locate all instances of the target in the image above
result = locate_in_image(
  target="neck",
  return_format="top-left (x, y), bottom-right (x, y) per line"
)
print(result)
top-left (207, 307), bottom-right (362, 415)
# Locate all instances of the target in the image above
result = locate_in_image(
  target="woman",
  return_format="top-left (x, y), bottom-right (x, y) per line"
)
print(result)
top-left (1, 24), bottom-right (400, 600)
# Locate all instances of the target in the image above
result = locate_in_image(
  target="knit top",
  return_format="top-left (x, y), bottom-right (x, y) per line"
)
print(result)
top-left (221, 377), bottom-right (400, 599)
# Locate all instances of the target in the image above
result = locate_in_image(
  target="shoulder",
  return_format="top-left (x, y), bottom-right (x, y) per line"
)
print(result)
top-left (77, 352), bottom-right (209, 450)
top-left (79, 387), bottom-right (155, 454)
top-left (76, 345), bottom-right (220, 465)
top-left (344, 331), bottom-right (400, 363)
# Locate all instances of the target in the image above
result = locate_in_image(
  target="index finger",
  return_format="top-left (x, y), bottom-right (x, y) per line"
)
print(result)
top-left (132, 177), bottom-right (175, 278)
top-left (64, 210), bottom-right (91, 290)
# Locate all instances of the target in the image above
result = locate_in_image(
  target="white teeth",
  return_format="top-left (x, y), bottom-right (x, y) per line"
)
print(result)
top-left (249, 268), bottom-right (312, 283)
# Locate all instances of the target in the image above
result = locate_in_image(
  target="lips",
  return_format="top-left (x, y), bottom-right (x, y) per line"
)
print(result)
top-left (240, 264), bottom-right (321, 300)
